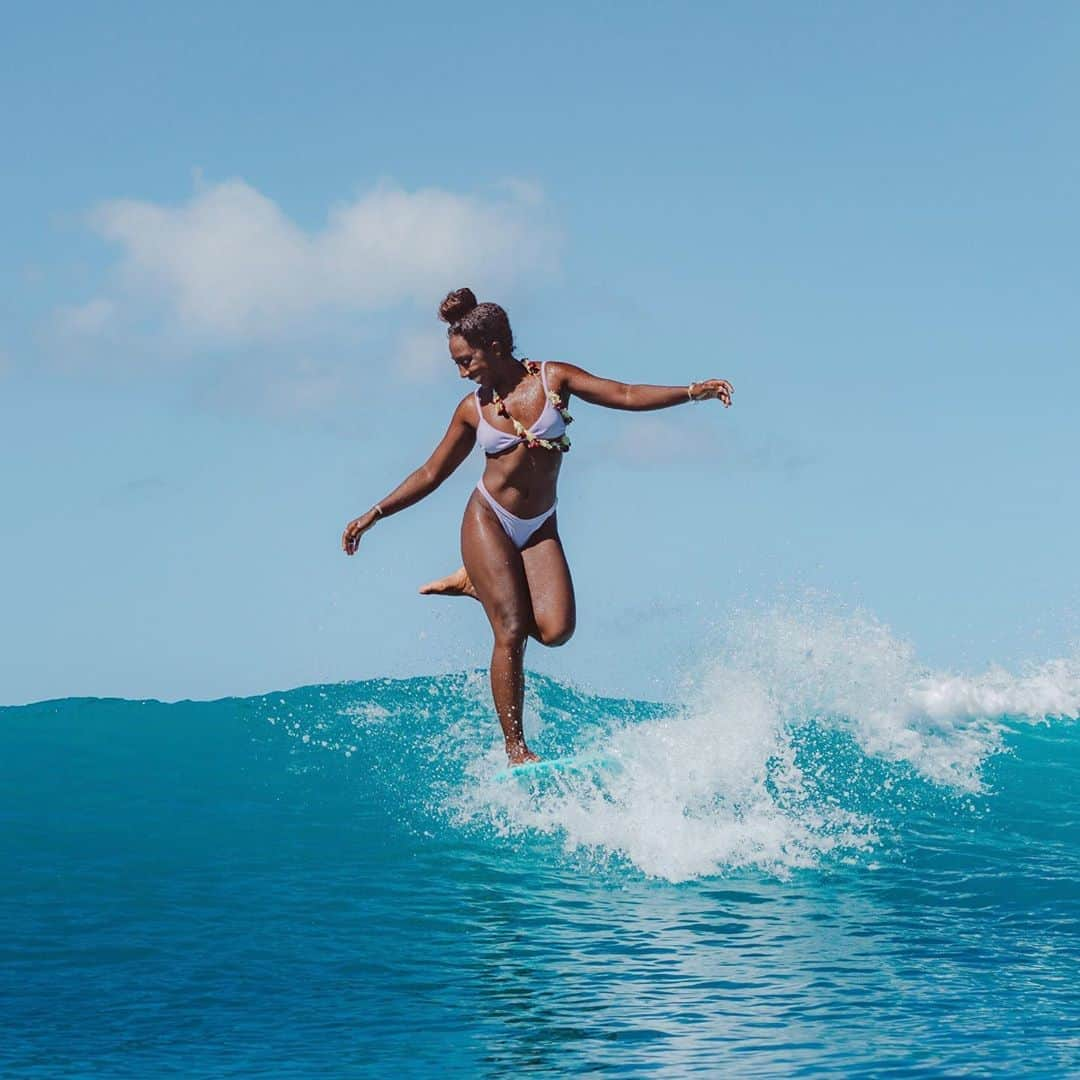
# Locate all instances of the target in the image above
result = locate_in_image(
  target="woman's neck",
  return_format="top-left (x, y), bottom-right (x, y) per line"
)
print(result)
top-left (488, 357), bottom-right (527, 398)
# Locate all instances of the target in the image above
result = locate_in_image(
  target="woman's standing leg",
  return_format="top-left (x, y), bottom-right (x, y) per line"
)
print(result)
top-left (460, 490), bottom-right (539, 763)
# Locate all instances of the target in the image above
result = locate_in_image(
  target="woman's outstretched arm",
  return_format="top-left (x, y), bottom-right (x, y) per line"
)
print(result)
top-left (554, 363), bottom-right (733, 410)
top-left (342, 395), bottom-right (476, 556)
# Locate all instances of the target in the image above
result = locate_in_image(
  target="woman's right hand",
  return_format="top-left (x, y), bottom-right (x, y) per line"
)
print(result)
top-left (342, 510), bottom-right (379, 556)
top-left (689, 378), bottom-right (734, 406)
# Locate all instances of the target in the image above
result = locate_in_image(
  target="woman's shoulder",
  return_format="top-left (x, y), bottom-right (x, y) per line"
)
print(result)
top-left (447, 389), bottom-right (476, 420)
top-left (537, 359), bottom-right (574, 389)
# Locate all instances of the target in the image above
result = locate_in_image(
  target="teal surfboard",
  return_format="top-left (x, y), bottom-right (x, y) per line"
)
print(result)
top-left (493, 750), bottom-right (618, 783)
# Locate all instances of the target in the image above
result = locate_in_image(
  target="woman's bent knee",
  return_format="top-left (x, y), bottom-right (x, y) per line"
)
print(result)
top-left (535, 621), bottom-right (575, 648)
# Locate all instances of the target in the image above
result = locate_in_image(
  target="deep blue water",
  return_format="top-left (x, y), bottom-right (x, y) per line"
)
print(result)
top-left (3, 616), bottom-right (1080, 1076)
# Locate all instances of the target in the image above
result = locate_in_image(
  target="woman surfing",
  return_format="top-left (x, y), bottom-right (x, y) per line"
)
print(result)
top-left (342, 288), bottom-right (733, 766)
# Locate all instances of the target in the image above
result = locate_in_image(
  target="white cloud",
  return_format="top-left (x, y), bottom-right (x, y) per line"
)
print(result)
top-left (84, 177), bottom-right (559, 341)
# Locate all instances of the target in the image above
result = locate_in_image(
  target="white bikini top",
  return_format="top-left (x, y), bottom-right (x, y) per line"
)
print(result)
top-left (474, 361), bottom-right (569, 456)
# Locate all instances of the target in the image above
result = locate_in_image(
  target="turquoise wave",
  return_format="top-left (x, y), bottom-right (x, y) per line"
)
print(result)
top-left (4, 614), bottom-right (1080, 1075)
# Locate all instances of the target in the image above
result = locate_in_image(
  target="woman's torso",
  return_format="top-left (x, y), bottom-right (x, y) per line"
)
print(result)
top-left (473, 361), bottom-right (568, 516)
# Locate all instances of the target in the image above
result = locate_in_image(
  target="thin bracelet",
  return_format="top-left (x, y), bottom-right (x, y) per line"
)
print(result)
top-left (372, 504), bottom-right (384, 519)
top-left (687, 382), bottom-right (697, 402)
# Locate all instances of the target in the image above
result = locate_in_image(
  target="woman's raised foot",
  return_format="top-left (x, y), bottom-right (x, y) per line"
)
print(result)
top-left (418, 566), bottom-right (478, 599)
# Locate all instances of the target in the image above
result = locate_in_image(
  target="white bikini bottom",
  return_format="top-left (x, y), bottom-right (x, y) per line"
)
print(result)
top-left (476, 479), bottom-right (556, 550)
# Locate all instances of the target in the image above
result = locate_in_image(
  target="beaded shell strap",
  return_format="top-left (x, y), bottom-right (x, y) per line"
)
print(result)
top-left (489, 358), bottom-right (573, 452)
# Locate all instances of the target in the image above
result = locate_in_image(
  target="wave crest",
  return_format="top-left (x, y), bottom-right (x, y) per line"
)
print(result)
top-left (446, 608), bottom-right (1079, 881)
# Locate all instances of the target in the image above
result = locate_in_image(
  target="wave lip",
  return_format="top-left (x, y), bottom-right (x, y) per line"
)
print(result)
top-left (912, 657), bottom-right (1080, 723)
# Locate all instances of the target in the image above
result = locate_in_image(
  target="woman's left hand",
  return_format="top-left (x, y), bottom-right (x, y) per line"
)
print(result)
top-left (690, 379), bottom-right (734, 406)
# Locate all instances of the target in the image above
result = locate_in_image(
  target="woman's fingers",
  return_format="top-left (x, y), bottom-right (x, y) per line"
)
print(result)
top-left (342, 519), bottom-right (363, 555)
top-left (689, 379), bottom-right (733, 405)
top-left (713, 379), bottom-right (733, 406)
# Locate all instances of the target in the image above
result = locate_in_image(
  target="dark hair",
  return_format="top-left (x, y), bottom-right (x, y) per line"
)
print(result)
top-left (438, 287), bottom-right (516, 358)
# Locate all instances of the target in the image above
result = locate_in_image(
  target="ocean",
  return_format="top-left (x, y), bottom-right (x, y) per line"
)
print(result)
top-left (3, 610), bottom-right (1078, 1077)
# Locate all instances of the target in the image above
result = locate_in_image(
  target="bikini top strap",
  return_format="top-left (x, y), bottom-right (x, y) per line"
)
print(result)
top-left (472, 388), bottom-right (484, 422)
top-left (540, 360), bottom-right (550, 393)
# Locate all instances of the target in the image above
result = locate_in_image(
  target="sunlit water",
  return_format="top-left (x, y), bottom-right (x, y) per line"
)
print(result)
top-left (3, 610), bottom-right (1079, 1076)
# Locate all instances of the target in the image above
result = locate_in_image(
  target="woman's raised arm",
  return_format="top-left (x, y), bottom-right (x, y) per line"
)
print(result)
top-left (342, 395), bottom-right (476, 556)
top-left (554, 362), bottom-right (733, 411)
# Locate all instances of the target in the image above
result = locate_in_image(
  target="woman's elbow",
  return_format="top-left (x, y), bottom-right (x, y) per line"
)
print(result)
top-left (417, 465), bottom-right (441, 491)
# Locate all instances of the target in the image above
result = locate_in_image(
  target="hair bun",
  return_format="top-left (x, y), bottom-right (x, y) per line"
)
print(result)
top-left (438, 287), bottom-right (478, 325)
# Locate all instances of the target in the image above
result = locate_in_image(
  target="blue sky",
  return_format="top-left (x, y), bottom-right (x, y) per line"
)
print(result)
top-left (2, 2), bottom-right (1078, 705)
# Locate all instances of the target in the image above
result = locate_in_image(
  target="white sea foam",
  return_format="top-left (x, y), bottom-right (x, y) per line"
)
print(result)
top-left (449, 606), bottom-right (1080, 882)
top-left (337, 701), bottom-right (391, 727)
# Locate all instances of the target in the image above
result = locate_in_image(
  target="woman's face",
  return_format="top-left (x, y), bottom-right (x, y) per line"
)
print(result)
top-left (449, 334), bottom-right (495, 383)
